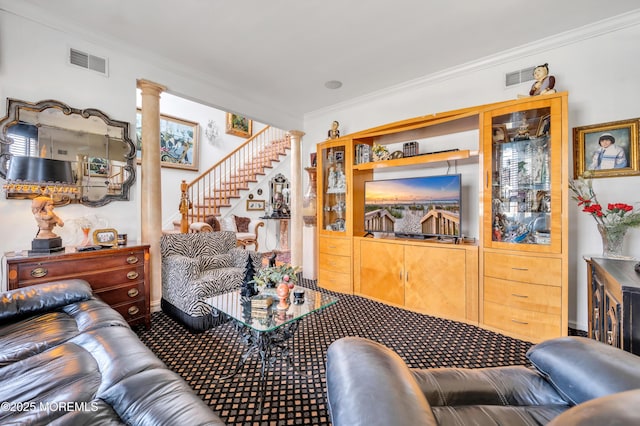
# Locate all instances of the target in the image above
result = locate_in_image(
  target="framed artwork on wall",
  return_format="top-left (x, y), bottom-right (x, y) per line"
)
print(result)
top-left (246, 199), bottom-right (265, 211)
top-left (226, 113), bottom-right (252, 138)
top-left (135, 109), bottom-right (200, 171)
top-left (573, 118), bottom-right (639, 178)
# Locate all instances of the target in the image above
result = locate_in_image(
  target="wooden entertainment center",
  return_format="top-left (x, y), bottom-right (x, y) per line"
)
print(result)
top-left (316, 93), bottom-right (569, 343)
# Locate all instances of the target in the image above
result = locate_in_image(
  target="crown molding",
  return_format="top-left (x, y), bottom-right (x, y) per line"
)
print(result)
top-left (0, 3), bottom-right (301, 130)
top-left (306, 9), bottom-right (640, 120)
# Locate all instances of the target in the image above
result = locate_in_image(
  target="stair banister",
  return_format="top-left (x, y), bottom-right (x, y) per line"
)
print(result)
top-left (178, 126), bottom-right (290, 231)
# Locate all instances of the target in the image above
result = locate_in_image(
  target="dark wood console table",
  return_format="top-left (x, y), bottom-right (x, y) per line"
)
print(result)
top-left (586, 257), bottom-right (640, 355)
top-left (5, 244), bottom-right (150, 328)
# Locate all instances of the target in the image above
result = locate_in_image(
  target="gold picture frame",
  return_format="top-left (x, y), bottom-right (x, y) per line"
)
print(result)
top-left (492, 125), bottom-right (510, 143)
top-left (246, 199), bottom-right (265, 211)
top-left (136, 109), bottom-right (200, 171)
top-left (226, 113), bottom-right (252, 138)
top-left (536, 114), bottom-right (551, 137)
top-left (93, 228), bottom-right (118, 247)
top-left (573, 118), bottom-right (640, 179)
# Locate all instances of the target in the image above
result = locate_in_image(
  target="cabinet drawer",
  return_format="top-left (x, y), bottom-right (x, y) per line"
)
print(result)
top-left (21, 264), bottom-right (144, 289)
top-left (319, 253), bottom-right (351, 273)
top-left (111, 299), bottom-right (147, 324)
top-left (484, 277), bottom-right (561, 315)
top-left (484, 252), bottom-right (561, 286)
top-left (15, 251), bottom-right (145, 284)
top-left (318, 269), bottom-right (351, 293)
top-left (94, 282), bottom-right (145, 306)
top-left (484, 300), bottom-right (561, 341)
top-left (319, 237), bottom-right (351, 256)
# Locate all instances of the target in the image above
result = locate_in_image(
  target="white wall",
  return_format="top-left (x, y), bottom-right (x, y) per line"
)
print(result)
top-left (0, 11), bottom-right (285, 291)
top-left (303, 14), bottom-right (640, 331)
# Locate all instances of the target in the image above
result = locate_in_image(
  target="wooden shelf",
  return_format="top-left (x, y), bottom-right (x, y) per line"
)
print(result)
top-left (353, 149), bottom-right (477, 171)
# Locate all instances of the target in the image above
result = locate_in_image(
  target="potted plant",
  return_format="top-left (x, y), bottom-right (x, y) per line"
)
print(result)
top-left (250, 263), bottom-right (300, 291)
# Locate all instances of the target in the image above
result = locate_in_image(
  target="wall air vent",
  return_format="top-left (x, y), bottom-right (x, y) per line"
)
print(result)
top-left (69, 48), bottom-right (108, 76)
top-left (505, 66), bottom-right (535, 87)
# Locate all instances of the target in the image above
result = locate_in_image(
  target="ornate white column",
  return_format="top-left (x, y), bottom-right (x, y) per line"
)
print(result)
top-left (136, 79), bottom-right (166, 305)
top-left (288, 130), bottom-right (305, 268)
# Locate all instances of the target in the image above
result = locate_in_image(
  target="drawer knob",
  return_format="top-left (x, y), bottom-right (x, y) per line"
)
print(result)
top-left (511, 293), bottom-right (528, 298)
top-left (30, 267), bottom-right (48, 278)
top-left (512, 267), bottom-right (529, 271)
top-left (511, 319), bottom-right (529, 325)
top-left (126, 256), bottom-right (139, 264)
top-left (127, 271), bottom-right (139, 280)
top-left (127, 288), bottom-right (139, 298)
top-left (128, 306), bottom-right (140, 316)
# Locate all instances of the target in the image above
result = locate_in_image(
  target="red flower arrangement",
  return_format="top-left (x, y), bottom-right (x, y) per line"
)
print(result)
top-left (570, 178), bottom-right (640, 229)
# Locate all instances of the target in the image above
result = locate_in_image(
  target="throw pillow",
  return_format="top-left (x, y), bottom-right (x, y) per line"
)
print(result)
top-left (221, 217), bottom-right (237, 232)
top-left (204, 215), bottom-right (221, 231)
top-left (234, 215), bottom-right (251, 233)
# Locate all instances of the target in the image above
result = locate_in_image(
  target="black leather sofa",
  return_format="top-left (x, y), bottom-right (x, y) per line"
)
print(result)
top-left (326, 336), bottom-right (640, 426)
top-left (0, 279), bottom-right (224, 425)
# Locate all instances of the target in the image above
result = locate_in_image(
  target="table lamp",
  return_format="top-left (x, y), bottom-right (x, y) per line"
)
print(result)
top-left (4, 156), bottom-right (77, 254)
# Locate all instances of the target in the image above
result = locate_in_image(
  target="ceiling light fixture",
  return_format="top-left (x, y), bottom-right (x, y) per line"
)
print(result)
top-left (324, 80), bottom-right (343, 90)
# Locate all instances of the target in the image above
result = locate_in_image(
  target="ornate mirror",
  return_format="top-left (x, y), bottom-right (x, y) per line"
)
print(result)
top-left (269, 173), bottom-right (290, 217)
top-left (0, 98), bottom-right (136, 207)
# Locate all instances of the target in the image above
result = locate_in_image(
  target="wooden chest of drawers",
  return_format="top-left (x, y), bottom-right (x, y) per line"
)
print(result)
top-left (6, 244), bottom-right (150, 328)
top-left (483, 251), bottom-right (564, 342)
top-left (318, 236), bottom-right (352, 294)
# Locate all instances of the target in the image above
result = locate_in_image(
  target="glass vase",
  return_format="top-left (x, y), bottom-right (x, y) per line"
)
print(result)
top-left (80, 226), bottom-right (91, 246)
top-left (597, 224), bottom-right (628, 258)
top-left (302, 167), bottom-right (317, 227)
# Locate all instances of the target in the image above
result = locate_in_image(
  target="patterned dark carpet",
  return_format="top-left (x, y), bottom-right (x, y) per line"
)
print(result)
top-left (135, 280), bottom-right (533, 425)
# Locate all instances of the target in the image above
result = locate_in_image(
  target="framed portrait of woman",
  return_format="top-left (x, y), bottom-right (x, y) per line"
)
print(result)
top-left (573, 118), bottom-right (640, 178)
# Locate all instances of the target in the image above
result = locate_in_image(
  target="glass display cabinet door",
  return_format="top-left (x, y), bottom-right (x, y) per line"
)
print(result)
top-left (320, 145), bottom-right (347, 233)
top-left (488, 102), bottom-right (561, 252)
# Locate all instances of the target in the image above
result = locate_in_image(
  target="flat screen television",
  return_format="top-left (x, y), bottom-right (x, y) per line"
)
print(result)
top-left (363, 174), bottom-right (462, 240)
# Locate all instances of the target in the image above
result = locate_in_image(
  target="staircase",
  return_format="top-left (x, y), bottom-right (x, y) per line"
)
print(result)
top-left (173, 126), bottom-right (290, 232)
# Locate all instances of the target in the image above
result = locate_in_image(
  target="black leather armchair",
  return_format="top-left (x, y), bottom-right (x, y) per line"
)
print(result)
top-left (326, 336), bottom-right (640, 426)
top-left (0, 280), bottom-right (224, 425)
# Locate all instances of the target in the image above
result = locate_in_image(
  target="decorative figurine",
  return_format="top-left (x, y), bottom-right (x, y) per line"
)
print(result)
top-left (241, 255), bottom-right (257, 297)
top-left (326, 162), bottom-right (346, 193)
top-left (513, 117), bottom-right (531, 141)
top-left (32, 196), bottom-right (64, 239)
top-left (272, 192), bottom-right (290, 217)
top-left (327, 120), bottom-right (340, 139)
top-left (529, 63), bottom-right (556, 96)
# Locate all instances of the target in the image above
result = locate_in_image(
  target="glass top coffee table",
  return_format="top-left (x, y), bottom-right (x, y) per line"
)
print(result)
top-left (207, 287), bottom-right (338, 411)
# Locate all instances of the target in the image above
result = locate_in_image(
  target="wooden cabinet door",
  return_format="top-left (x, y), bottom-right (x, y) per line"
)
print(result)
top-left (405, 246), bottom-right (466, 320)
top-left (482, 95), bottom-right (566, 254)
top-left (359, 239), bottom-right (403, 305)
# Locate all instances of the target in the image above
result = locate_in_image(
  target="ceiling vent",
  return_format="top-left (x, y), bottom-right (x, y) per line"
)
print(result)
top-left (505, 66), bottom-right (535, 87)
top-left (69, 48), bottom-right (108, 76)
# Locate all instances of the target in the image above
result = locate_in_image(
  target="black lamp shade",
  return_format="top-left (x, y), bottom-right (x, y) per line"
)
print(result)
top-left (6, 157), bottom-right (74, 185)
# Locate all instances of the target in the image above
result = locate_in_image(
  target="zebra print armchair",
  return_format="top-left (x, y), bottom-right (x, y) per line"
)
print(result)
top-left (160, 231), bottom-right (262, 332)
